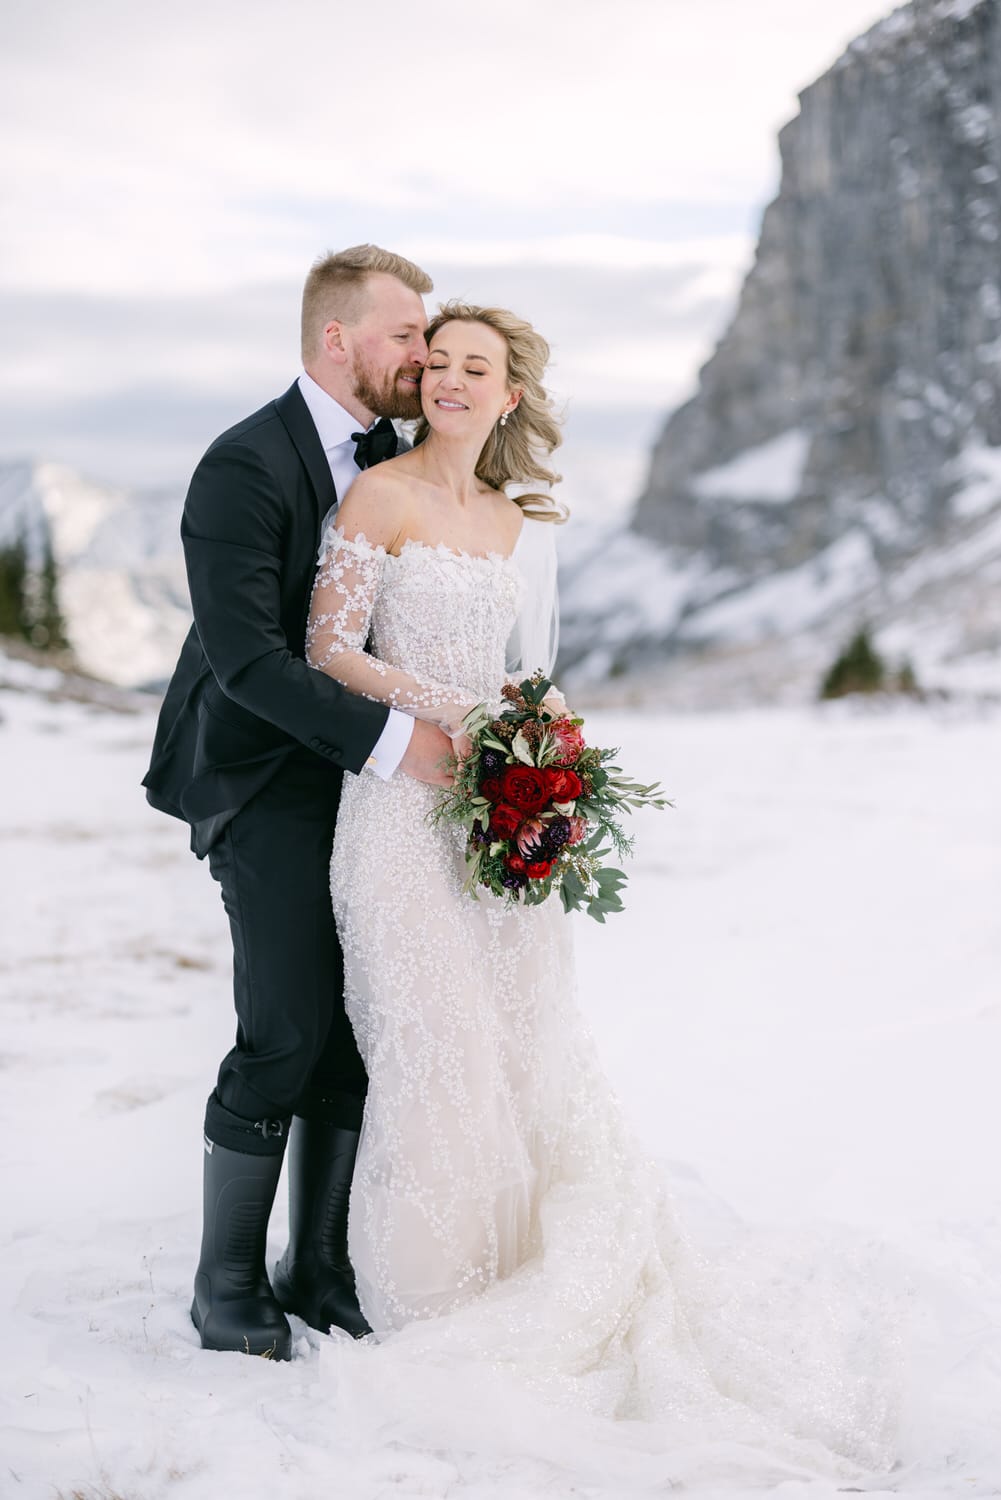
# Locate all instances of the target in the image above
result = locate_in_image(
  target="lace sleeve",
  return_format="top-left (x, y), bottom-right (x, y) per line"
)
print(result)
top-left (306, 527), bottom-right (476, 735)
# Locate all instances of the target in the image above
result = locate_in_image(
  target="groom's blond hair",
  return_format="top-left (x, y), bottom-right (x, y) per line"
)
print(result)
top-left (301, 245), bottom-right (433, 361)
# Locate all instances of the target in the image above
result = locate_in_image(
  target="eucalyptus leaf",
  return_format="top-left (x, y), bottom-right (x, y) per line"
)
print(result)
top-left (511, 728), bottom-right (535, 766)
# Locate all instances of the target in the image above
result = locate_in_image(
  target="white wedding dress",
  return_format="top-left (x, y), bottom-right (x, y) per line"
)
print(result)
top-left (304, 518), bottom-right (904, 1488)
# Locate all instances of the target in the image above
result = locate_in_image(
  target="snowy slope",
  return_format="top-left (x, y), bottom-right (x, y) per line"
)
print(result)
top-left (561, 446), bottom-right (1001, 703)
top-left (2, 655), bottom-right (1000, 1496)
top-left (0, 460), bottom-right (190, 687)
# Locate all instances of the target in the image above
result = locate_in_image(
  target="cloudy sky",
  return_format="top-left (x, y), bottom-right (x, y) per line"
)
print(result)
top-left (2, 0), bottom-right (896, 514)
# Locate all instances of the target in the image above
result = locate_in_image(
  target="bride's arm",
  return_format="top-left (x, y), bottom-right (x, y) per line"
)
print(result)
top-left (305, 485), bottom-right (477, 737)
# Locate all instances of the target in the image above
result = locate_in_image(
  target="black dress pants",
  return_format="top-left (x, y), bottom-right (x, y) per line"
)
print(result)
top-left (204, 750), bottom-right (367, 1155)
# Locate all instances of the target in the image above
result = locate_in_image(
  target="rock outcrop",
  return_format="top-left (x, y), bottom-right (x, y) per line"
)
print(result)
top-left (562, 0), bottom-right (1001, 701)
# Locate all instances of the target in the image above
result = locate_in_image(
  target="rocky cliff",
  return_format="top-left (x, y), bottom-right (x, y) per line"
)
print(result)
top-left (562, 0), bottom-right (1001, 701)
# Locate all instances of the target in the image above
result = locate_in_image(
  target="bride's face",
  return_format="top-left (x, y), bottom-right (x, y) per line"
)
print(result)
top-left (421, 321), bottom-right (518, 439)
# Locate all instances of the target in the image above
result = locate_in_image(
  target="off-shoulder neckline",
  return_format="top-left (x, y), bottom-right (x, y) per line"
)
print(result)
top-left (324, 516), bottom-right (529, 566)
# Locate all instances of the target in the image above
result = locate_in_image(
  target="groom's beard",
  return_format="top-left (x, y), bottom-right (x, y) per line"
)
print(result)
top-left (351, 353), bottom-right (423, 421)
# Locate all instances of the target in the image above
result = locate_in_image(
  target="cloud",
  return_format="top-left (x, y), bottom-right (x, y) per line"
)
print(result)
top-left (0, 253), bottom-right (744, 514)
top-left (0, 0), bottom-right (896, 512)
top-left (1, 0), bottom-right (893, 293)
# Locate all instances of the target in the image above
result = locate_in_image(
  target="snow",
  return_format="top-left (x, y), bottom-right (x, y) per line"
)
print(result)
top-left (949, 442), bottom-right (1001, 520)
top-left (691, 430), bottom-right (811, 505)
top-left (839, 0), bottom-right (989, 68)
top-left (2, 661), bottom-right (1001, 1496)
top-left (561, 525), bottom-right (707, 646)
top-left (0, 460), bottom-right (191, 689)
top-left (954, 104), bottom-right (993, 146)
top-left (937, 0), bottom-right (991, 20)
top-left (680, 529), bottom-right (878, 642)
top-left (889, 507), bottom-right (1001, 598)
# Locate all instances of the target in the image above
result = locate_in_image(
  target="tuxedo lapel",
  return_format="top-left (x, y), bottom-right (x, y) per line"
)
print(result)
top-left (274, 381), bottom-right (337, 532)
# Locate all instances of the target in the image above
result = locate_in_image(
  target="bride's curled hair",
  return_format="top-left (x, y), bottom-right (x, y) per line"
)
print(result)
top-left (414, 301), bottom-right (567, 521)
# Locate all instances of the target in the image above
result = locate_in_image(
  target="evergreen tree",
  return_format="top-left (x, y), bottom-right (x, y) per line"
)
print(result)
top-left (0, 535), bottom-right (28, 639)
top-left (819, 627), bottom-right (886, 699)
top-left (29, 534), bottom-right (69, 651)
top-left (0, 526), bottom-right (70, 654)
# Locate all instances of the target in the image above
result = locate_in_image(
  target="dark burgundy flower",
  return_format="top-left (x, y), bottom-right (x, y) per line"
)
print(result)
top-left (541, 816), bottom-right (571, 855)
top-left (489, 803), bottom-right (522, 839)
top-left (500, 765), bottom-right (551, 815)
top-left (481, 749), bottom-right (505, 775)
top-left (479, 775), bottom-right (503, 803)
top-left (502, 870), bottom-right (527, 890)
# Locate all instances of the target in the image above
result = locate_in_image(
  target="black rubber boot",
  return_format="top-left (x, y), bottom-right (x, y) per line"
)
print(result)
top-left (272, 1119), bottom-right (371, 1338)
top-left (191, 1137), bottom-right (293, 1360)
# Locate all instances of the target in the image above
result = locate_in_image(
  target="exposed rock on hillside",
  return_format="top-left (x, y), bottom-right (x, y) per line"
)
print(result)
top-left (562, 0), bottom-right (1001, 702)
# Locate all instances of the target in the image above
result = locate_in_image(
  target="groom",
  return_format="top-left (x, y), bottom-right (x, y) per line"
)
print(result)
top-left (143, 245), bottom-right (452, 1359)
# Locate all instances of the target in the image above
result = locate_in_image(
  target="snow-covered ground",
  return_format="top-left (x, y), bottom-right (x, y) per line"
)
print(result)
top-left (2, 660), bottom-right (1000, 1498)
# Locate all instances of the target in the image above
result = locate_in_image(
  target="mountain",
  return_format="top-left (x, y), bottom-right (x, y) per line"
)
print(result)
top-left (560, 0), bottom-right (1001, 703)
top-left (0, 460), bottom-right (189, 687)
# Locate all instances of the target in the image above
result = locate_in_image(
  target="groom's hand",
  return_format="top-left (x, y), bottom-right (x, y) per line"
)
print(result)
top-left (399, 720), bottom-right (454, 786)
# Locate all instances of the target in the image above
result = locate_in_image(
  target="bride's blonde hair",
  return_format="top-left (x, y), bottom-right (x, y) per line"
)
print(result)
top-left (414, 301), bottom-right (567, 521)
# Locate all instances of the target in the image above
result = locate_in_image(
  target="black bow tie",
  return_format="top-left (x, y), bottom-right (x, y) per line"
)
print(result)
top-left (351, 418), bottom-right (398, 470)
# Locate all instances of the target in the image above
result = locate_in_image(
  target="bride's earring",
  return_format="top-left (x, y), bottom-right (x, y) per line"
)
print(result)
top-left (499, 412), bottom-right (509, 427)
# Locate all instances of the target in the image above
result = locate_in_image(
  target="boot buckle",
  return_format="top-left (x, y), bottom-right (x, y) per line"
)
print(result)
top-left (254, 1118), bottom-right (285, 1140)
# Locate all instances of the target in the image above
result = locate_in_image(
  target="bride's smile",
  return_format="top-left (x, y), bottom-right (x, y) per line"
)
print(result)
top-left (421, 320), bottom-right (520, 442)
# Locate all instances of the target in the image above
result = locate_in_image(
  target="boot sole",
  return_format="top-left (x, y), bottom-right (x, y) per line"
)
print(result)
top-left (272, 1261), bottom-right (371, 1339)
top-left (190, 1296), bottom-right (293, 1360)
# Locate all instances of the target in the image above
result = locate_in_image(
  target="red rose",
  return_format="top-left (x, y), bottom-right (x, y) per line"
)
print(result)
top-left (505, 854), bottom-right (527, 873)
top-left (546, 768), bottom-right (582, 802)
top-left (550, 718), bottom-right (585, 768)
top-left (526, 859), bottom-right (554, 880)
top-left (489, 803), bottom-right (522, 839)
top-left (480, 776), bottom-right (503, 802)
top-left (500, 765), bottom-right (551, 815)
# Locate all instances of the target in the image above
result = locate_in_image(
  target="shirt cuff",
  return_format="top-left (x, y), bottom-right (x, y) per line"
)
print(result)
top-left (365, 709), bottom-right (414, 780)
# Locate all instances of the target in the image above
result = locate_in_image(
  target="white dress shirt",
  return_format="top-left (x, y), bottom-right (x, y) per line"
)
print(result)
top-left (297, 371), bottom-right (414, 779)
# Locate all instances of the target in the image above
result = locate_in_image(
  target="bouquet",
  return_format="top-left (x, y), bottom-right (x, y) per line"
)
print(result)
top-left (430, 673), bottom-right (671, 922)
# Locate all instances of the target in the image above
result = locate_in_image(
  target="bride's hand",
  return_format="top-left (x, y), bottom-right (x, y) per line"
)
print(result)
top-left (449, 730), bottom-right (473, 765)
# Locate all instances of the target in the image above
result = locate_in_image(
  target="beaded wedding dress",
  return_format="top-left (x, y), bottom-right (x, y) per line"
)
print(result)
top-left (304, 518), bottom-right (902, 1488)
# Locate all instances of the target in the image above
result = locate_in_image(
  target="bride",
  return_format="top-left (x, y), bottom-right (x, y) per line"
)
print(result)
top-left (304, 303), bottom-right (900, 1485)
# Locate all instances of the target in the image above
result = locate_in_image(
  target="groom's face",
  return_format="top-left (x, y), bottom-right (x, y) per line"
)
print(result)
top-left (346, 273), bottom-right (428, 421)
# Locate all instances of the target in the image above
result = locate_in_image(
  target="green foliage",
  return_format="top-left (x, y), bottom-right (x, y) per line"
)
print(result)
top-left (0, 526), bottom-right (69, 652)
top-left (820, 627), bottom-right (923, 701)
top-left (820, 627), bottom-right (885, 698)
top-left (429, 672), bottom-right (672, 924)
top-left (0, 535), bottom-right (28, 637)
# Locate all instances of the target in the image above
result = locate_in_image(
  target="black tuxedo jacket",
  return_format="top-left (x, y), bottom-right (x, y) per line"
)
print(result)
top-left (142, 382), bottom-right (389, 856)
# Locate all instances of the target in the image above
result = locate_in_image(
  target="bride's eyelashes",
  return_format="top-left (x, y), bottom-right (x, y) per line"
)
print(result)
top-left (426, 363), bottom-right (485, 375)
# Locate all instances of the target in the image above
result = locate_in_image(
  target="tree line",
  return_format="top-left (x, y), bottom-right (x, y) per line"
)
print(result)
top-left (0, 526), bottom-right (69, 652)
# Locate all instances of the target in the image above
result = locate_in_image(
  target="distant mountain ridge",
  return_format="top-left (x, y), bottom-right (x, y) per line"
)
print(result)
top-left (8, 0), bottom-right (1001, 716)
top-left (561, 0), bottom-right (1001, 701)
top-left (0, 460), bottom-right (189, 687)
